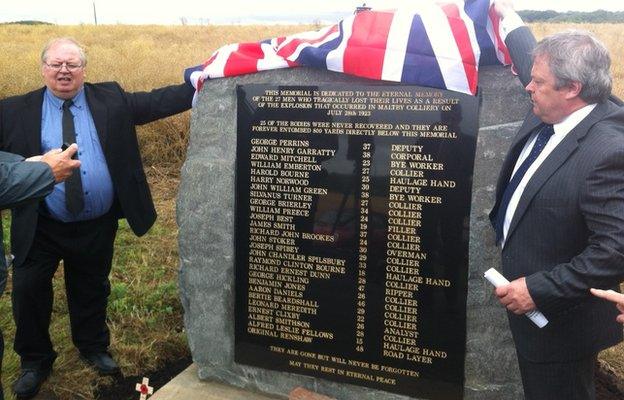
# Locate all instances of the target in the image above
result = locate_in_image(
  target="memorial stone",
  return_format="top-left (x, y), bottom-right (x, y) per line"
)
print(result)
top-left (177, 66), bottom-right (529, 399)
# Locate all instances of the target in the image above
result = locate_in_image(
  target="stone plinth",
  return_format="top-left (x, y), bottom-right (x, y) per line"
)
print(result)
top-left (177, 66), bottom-right (527, 399)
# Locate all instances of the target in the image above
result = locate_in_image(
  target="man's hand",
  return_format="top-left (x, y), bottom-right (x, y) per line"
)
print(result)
top-left (495, 277), bottom-right (536, 314)
top-left (30, 144), bottom-right (81, 183)
top-left (591, 288), bottom-right (624, 324)
top-left (493, 0), bottom-right (515, 19)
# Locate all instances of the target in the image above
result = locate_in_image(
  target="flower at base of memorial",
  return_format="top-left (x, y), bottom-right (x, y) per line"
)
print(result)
top-left (135, 377), bottom-right (154, 400)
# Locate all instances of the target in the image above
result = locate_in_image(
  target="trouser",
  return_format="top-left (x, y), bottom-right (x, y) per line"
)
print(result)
top-left (1, 237), bottom-right (7, 400)
top-left (12, 212), bottom-right (118, 370)
top-left (517, 351), bottom-right (597, 400)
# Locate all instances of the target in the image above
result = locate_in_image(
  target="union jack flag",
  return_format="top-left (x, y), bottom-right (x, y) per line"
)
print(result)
top-left (185, 0), bottom-right (510, 101)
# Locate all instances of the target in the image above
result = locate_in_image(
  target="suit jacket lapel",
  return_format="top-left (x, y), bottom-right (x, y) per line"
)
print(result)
top-left (505, 104), bottom-right (610, 243)
top-left (85, 84), bottom-right (108, 150)
top-left (22, 88), bottom-right (45, 157)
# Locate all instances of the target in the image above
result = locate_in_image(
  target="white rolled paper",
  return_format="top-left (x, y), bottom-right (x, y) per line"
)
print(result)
top-left (484, 268), bottom-right (549, 328)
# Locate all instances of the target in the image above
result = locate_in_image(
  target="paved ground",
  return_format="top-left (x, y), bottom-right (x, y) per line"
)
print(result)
top-left (150, 364), bottom-right (283, 400)
top-left (27, 356), bottom-right (620, 399)
top-left (148, 363), bottom-right (624, 400)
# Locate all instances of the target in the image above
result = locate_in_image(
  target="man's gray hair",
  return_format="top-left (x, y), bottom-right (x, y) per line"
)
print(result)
top-left (41, 37), bottom-right (87, 67)
top-left (533, 30), bottom-right (611, 103)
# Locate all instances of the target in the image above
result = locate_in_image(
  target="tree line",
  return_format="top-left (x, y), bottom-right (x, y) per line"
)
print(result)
top-left (4, 10), bottom-right (624, 26)
top-left (519, 10), bottom-right (624, 23)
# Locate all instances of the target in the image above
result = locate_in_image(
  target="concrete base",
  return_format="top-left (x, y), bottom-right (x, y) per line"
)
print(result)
top-left (150, 364), bottom-right (285, 400)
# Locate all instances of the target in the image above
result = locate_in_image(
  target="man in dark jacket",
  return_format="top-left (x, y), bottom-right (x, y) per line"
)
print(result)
top-left (490, 2), bottom-right (624, 399)
top-left (0, 37), bottom-right (194, 399)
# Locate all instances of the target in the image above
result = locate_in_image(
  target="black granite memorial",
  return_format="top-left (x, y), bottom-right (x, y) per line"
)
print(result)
top-left (234, 84), bottom-right (479, 399)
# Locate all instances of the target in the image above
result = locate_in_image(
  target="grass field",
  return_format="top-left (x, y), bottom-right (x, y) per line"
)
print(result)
top-left (0, 22), bottom-right (623, 399)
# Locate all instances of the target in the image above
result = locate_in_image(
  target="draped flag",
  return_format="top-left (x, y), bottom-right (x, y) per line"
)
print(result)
top-left (185, 0), bottom-right (511, 102)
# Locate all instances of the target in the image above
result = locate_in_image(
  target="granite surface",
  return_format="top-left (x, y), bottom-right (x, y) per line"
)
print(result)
top-left (177, 66), bottom-right (528, 399)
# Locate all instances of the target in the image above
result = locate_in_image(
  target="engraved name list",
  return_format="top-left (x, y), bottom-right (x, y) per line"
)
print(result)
top-left (234, 84), bottom-right (479, 400)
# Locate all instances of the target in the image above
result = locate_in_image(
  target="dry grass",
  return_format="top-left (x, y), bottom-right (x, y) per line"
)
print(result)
top-left (0, 23), bottom-right (315, 400)
top-left (0, 22), bottom-right (623, 399)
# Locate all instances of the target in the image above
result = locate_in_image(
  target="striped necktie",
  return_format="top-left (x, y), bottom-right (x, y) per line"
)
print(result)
top-left (62, 99), bottom-right (84, 215)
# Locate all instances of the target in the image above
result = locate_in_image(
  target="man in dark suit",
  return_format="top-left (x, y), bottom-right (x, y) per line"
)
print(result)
top-left (489, 2), bottom-right (624, 399)
top-left (0, 37), bottom-right (194, 398)
top-left (0, 146), bottom-right (80, 400)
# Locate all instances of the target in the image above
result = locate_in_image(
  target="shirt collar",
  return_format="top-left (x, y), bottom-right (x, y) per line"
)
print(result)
top-left (553, 103), bottom-right (597, 136)
top-left (44, 86), bottom-right (86, 110)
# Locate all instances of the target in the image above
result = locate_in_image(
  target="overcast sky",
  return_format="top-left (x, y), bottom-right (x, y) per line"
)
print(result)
top-left (1, 0), bottom-right (622, 25)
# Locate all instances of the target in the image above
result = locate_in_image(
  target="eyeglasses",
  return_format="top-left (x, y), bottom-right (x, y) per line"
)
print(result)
top-left (43, 62), bottom-right (83, 72)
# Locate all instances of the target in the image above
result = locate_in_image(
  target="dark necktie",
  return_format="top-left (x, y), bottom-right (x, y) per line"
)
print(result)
top-left (494, 124), bottom-right (555, 245)
top-left (62, 99), bottom-right (84, 215)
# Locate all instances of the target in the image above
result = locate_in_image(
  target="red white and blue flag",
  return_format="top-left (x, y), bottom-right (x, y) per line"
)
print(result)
top-left (185, 0), bottom-right (510, 101)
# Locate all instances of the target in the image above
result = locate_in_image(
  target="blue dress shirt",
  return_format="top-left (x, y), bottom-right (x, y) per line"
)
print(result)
top-left (41, 88), bottom-right (114, 222)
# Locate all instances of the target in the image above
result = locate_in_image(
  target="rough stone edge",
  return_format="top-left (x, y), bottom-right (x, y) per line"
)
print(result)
top-left (464, 122), bottom-right (524, 400)
top-left (176, 67), bottom-right (527, 400)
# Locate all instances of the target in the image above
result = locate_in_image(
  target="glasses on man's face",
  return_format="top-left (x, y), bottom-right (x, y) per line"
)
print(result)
top-left (43, 62), bottom-right (83, 72)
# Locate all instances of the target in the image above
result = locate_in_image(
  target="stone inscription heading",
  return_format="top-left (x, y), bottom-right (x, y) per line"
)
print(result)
top-left (235, 84), bottom-right (479, 400)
